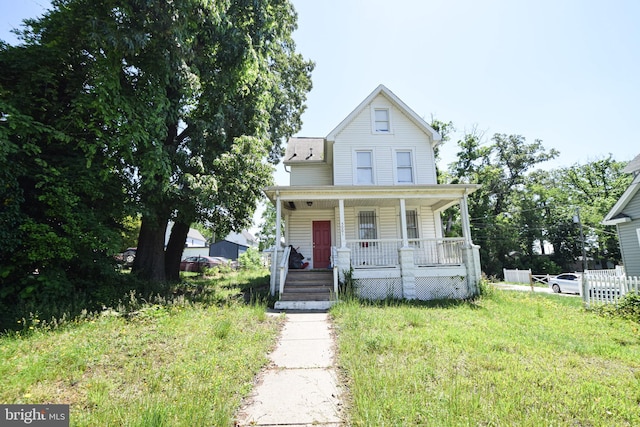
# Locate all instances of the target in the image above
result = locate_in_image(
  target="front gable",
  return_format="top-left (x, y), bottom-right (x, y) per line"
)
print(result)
top-left (329, 85), bottom-right (440, 186)
top-left (326, 84), bottom-right (441, 144)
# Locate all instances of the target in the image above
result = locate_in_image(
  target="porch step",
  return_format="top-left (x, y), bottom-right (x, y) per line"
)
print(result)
top-left (277, 270), bottom-right (335, 309)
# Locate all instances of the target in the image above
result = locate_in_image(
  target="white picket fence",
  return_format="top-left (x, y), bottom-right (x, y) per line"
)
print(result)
top-left (503, 268), bottom-right (531, 284)
top-left (584, 275), bottom-right (640, 306)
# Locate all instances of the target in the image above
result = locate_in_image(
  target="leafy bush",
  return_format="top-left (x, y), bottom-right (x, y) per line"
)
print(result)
top-left (591, 291), bottom-right (640, 324)
top-left (238, 247), bottom-right (263, 271)
top-left (616, 291), bottom-right (640, 323)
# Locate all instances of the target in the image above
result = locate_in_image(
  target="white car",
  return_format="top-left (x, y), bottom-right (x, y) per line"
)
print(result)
top-left (549, 273), bottom-right (581, 294)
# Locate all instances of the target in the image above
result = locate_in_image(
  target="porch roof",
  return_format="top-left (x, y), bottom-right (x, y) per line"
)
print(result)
top-left (263, 184), bottom-right (480, 212)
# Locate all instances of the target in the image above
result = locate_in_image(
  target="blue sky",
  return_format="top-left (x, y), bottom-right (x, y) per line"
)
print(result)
top-left (3, 0), bottom-right (639, 187)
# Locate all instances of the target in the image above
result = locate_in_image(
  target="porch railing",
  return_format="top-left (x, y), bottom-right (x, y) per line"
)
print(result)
top-left (410, 238), bottom-right (464, 265)
top-left (347, 238), bottom-right (465, 267)
top-left (278, 245), bottom-right (291, 296)
top-left (348, 239), bottom-right (400, 266)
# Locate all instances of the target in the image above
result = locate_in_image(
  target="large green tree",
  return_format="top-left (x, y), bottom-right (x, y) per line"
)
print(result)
top-left (447, 132), bottom-right (559, 277)
top-left (0, 38), bottom-right (130, 324)
top-left (537, 157), bottom-right (631, 270)
top-left (18, 0), bottom-right (313, 283)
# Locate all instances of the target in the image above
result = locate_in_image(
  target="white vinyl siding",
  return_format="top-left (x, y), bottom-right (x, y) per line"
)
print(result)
top-left (332, 93), bottom-right (437, 186)
top-left (287, 209), bottom-right (334, 269)
top-left (289, 164), bottom-right (332, 186)
top-left (332, 204), bottom-right (437, 247)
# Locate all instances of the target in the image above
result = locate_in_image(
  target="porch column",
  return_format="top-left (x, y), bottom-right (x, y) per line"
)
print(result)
top-left (460, 193), bottom-right (473, 246)
top-left (460, 192), bottom-right (481, 296)
top-left (336, 199), bottom-right (351, 284)
top-left (339, 199), bottom-right (346, 248)
top-left (399, 198), bottom-right (409, 248)
top-left (270, 192), bottom-right (282, 296)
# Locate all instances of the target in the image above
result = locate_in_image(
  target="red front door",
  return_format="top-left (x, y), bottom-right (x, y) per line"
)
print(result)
top-left (312, 221), bottom-right (332, 269)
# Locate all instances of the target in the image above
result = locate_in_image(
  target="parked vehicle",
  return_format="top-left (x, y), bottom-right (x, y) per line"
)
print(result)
top-left (179, 255), bottom-right (230, 272)
top-left (115, 247), bottom-right (137, 267)
top-left (549, 273), bottom-right (581, 294)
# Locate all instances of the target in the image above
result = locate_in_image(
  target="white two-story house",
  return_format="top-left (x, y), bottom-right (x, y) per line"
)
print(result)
top-left (264, 85), bottom-right (481, 309)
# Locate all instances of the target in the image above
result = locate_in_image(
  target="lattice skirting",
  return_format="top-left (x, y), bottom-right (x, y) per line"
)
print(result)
top-left (356, 277), bottom-right (403, 300)
top-left (415, 275), bottom-right (469, 300)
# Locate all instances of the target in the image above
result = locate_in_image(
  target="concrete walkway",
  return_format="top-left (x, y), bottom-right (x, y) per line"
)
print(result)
top-left (235, 312), bottom-right (344, 426)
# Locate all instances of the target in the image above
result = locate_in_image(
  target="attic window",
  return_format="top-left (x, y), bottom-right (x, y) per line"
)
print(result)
top-left (374, 108), bottom-right (390, 132)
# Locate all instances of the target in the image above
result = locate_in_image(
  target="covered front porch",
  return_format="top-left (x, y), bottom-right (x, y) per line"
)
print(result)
top-left (263, 184), bottom-right (481, 305)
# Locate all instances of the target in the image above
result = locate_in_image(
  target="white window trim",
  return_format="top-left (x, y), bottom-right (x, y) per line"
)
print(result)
top-left (353, 149), bottom-right (376, 185)
top-left (636, 228), bottom-right (640, 247)
top-left (371, 106), bottom-right (392, 134)
top-left (392, 148), bottom-right (416, 184)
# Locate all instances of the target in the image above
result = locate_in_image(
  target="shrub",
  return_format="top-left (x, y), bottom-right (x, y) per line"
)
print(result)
top-left (616, 291), bottom-right (640, 323)
top-left (238, 247), bottom-right (263, 271)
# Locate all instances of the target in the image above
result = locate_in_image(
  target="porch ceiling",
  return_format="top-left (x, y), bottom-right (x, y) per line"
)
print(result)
top-left (263, 184), bottom-right (480, 212)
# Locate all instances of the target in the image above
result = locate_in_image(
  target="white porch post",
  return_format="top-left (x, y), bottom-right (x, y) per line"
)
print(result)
top-left (460, 193), bottom-right (473, 246)
top-left (336, 198), bottom-right (351, 283)
top-left (270, 192), bottom-right (282, 296)
top-left (399, 198), bottom-right (409, 248)
top-left (339, 199), bottom-right (346, 248)
top-left (398, 198), bottom-right (415, 298)
top-left (459, 192), bottom-right (482, 296)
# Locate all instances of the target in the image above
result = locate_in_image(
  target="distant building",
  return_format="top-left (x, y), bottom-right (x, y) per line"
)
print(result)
top-left (164, 222), bottom-right (208, 247)
top-left (209, 231), bottom-right (258, 260)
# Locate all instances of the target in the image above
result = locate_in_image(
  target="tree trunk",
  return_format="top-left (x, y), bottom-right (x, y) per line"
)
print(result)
top-left (131, 213), bottom-right (169, 283)
top-left (165, 220), bottom-right (190, 282)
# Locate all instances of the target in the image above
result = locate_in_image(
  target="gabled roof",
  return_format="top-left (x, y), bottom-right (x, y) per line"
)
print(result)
top-left (602, 172), bottom-right (640, 225)
top-left (187, 227), bottom-right (207, 242)
top-left (623, 153), bottom-right (640, 174)
top-left (326, 84), bottom-right (442, 145)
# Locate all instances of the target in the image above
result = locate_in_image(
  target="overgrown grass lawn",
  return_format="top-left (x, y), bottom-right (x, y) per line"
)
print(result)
top-left (0, 271), bottom-right (282, 426)
top-left (332, 289), bottom-right (640, 426)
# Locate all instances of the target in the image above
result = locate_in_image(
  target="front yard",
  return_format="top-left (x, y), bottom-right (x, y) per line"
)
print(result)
top-left (331, 288), bottom-right (640, 426)
top-left (1, 274), bottom-right (639, 426)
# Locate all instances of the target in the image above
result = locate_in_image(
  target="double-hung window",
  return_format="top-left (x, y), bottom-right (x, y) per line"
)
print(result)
top-left (396, 150), bottom-right (414, 184)
top-left (374, 108), bottom-right (390, 132)
top-left (358, 211), bottom-right (377, 246)
top-left (356, 150), bottom-right (374, 184)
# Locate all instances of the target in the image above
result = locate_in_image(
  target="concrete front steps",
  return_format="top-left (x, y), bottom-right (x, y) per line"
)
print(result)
top-left (274, 270), bottom-right (337, 311)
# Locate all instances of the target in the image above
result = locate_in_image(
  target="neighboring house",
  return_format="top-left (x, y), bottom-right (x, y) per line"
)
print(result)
top-left (164, 222), bottom-right (208, 247)
top-left (225, 231), bottom-right (259, 248)
top-left (263, 84), bottom-right (481, 307)
top-left (209, 231), bottom-right (258, 260)
top-left (164, 221), bottom-right (210, 258)
top-left (602, 154), bottom-right (640, 277)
